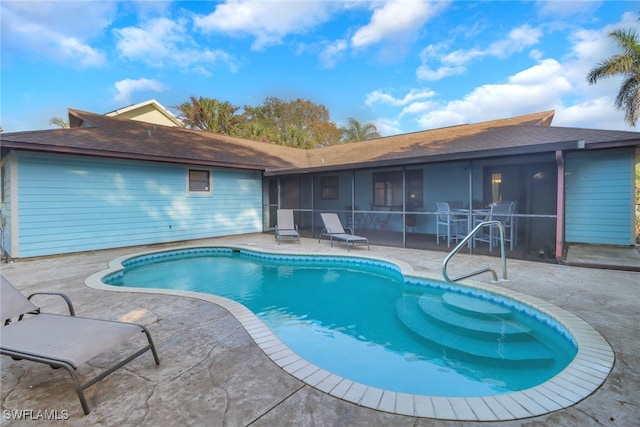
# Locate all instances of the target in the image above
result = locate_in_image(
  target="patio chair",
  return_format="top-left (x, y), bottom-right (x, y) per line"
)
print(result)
top-left (0, 276), bottom-right (160, 415)
top-left (318, 213), bottom-right (370, 251)
top-left (344, 205), bottom-right (363, 231)
top-left (473, 201), bottom-right (516, 251)
top-left (275, 209), bottom-right (300, 244)
top-left (436, 202), bottom-right (467, 248)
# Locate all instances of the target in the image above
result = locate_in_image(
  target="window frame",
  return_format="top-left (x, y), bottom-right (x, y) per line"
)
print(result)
top-left (373, 169), bottom-right (423, 209)
top-left (188, 169), bottom-right (212, 193)
top-left (320, 175), bottom-right (339, 200)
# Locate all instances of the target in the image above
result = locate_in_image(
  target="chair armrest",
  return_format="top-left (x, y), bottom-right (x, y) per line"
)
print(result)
top-left (345, 227), bottom-right (354, 234)
top-left (28, 292), bottom-right (76, 316)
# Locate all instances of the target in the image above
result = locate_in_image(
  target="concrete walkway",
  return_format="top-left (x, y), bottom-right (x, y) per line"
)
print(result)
top-left (1, 234), bottom-right (638, 426)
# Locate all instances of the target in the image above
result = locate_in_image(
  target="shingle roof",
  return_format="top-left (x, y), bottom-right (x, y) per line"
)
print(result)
top-left (2, 109), bottom-right (308, 171)
top-left (2, 109), bottom-right (639, 175)
top-left (293, 110), bottom-right (640, 173)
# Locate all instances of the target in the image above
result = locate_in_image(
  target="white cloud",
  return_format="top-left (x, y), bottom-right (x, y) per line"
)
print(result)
top-left (365, 88), bottom-right (436, 107)
top-left (319, 39), bottom-right (348, 68)
top-left (417, 24), bottom-right (543, 81)
top-left (416, 63), bottom-right (467, 81)
top-left (1, 1), bottom-right (113, 68)
top-left (400, 101), bottom-right (437, 117)
top-left (113, 78), bottom-right (166, 105)
top-left (552, 11), bottom-right (638, 129)
top-left (416, 59), bottom-right (572, 129)
top-left (351, 0), bottom-right (446, 48)
top-left (409, 11), bottom-right (639, 132)
top-left (193, 0), bottom-right (334, 51)
top-left (486, 25), bottom-right (543, 58)
top-left (114, 17), bottom-right (235, 73)
top-left (554, 97), bottom-right (626, 129)
top-left (536, 0), bottom-right (602, 17)
top-left (373, 118), bottom-right (403, 136)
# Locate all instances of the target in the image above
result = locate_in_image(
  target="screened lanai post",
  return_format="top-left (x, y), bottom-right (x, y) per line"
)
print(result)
top-left (555, 150), bottom-right (565, 261)
top-left (402, 167), bottom-right (406, 248)
top-left (468, 161), bottom-right (474, 252)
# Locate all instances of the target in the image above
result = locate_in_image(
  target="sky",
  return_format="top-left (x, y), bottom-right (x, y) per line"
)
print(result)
top-left (2, 0), bottom-right (639, 136)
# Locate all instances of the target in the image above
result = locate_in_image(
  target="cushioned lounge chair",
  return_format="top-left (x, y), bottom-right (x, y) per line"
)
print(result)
top-left (275, 209), bottom-right (300, 244)
top-left (318, 213), bottom-right (370, 251)
top-left (0, 276), bottom-right (160, 415)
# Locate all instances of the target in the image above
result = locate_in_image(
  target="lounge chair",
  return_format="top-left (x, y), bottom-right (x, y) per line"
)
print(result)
top-left (318, 213), bottom-right (370, 251)
top-left (0, 276), bottom-right (160, 415)
top-left (275, 209), bottom-right (300, 244)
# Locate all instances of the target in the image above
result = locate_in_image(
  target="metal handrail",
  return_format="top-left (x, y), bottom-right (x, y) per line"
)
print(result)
top-left (442, 220), bottom-right (508, 283)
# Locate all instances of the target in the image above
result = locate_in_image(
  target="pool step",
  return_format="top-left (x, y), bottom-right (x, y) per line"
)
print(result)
top-left (395, 296), bottom-right (554, 365)
top-left (441, 292), bottom-right (512, 318)
top-left (418, 294), bottom-right (532, 341)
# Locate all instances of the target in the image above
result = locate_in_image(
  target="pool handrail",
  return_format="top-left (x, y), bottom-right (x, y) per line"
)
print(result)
top-left (442, 220), bottom-right (508, 283)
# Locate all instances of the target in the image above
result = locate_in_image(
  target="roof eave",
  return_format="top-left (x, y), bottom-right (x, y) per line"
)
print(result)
top-left (1, 143), bottom-right (266, 171)
top-left (264, 139), bottom-right (586, 176)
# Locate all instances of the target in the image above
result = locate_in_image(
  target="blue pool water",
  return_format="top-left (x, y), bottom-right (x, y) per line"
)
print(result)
top-left (104, 248), bottom-right (577, 397)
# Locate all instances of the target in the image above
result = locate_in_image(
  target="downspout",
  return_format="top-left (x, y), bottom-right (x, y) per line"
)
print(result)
top-left (555, 150), bottom-right (565, 264)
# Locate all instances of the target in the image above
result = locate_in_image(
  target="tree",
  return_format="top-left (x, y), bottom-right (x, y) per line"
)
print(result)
top-left (241, 97), bottom-right (341, 148)
top-left (234, 120), bottom-right (272, 142)
top-left (587, 27), bottom-right (640, 127)
top-left (175, 97), bottom-right (241, 134)
top-left (49, 117), bottom-right (69, 128)
top-left (340, 117), bottom-right (381, 143)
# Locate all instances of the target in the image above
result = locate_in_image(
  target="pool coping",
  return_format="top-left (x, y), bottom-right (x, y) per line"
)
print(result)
top-left (85, 244), bottom-right (615, 422)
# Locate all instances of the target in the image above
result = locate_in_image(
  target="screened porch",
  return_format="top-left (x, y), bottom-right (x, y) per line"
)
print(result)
top-left (263, 153), bottom-right (559, 262)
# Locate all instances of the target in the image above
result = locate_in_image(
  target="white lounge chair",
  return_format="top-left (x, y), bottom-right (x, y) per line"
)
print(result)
top-left (275, 209), bottom-right (300, 244)
top-left (318, 213), bottom-right (370, 251)
top-left (0, 276), bottom-right (160, 415)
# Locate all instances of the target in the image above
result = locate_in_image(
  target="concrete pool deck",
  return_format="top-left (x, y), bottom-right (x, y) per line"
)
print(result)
top-left (1, 234), bottom-right (638, 426)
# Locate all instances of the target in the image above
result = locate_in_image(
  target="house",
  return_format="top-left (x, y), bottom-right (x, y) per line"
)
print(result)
top-left (1, 108), bottom-right (638, 263)
top-left (105, 99), bottom-right (183, 127)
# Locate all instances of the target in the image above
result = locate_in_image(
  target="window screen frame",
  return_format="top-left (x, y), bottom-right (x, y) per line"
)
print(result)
top-left (188, 169), bottom-right (212, 193)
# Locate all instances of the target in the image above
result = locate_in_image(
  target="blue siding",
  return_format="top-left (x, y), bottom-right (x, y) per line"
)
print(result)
top-left (1, 154), bottom-right (13, 256)
top-left (16, 152), bottom-right (262, 257)
top-left (565, 148), bottom-right (635, 245)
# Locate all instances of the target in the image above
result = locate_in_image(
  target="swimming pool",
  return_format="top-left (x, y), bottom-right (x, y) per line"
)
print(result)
top-left (88, 246), bottom-right (614, 421)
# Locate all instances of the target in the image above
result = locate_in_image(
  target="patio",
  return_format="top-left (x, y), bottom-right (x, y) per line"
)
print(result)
top-left (1, 234), bottom-right (638, 426)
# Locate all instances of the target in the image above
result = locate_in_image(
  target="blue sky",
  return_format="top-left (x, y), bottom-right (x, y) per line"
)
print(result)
top-left (2, 0), bottom-right (639, 135)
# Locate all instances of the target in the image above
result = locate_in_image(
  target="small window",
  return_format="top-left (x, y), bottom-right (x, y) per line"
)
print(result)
top-left (189, 169), bottom-right (210, 192)
top-left (320, 176), bottom-right (339, 199)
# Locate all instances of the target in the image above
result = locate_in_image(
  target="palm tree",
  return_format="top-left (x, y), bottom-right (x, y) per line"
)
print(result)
top-left (340, 118), bottom-right (381, 143)
top-left (49, 117), bottom-right (69, 128)
top-left (175, 97), bottom-right (240, 134)
top-left (587, 28), bottom-right (640, 127)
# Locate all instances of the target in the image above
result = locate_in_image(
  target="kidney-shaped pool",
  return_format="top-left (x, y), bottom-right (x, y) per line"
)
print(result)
top-left (88, 246), bottom-right (614, 421)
